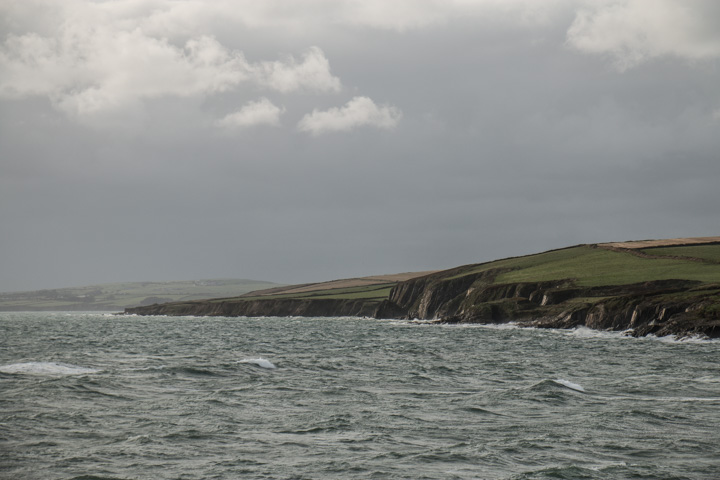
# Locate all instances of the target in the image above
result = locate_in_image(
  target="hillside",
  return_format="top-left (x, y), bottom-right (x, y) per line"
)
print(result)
top-left (0, 279), bottom-right (282, 311)
top-left (125, 238), bottom-right (720, 337)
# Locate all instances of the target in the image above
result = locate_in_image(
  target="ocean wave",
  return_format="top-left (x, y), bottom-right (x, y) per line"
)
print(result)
top-left (476, 322), bottom-right (522, 330)
top-left (238, 358), bottom-right (276, 369)
top-left (0, 362), bottom-right (99, 376)
top-left (645, 333), bottom-right (717, 344)
top-left (527, 378), bottom-right (586, 394)
top-left (166, 366), bottom-right (220, 377)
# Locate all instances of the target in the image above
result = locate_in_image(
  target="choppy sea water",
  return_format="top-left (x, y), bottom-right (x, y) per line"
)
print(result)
top-left (1, 312), bottom-right (719, 480)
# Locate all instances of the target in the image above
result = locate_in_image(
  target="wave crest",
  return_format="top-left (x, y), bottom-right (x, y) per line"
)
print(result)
top-left (239, 358), bottom-right (276, 369)
top-left (554, 378), bottom-right (585, 392)
top-left (0, 362), bottom-right (99, 376)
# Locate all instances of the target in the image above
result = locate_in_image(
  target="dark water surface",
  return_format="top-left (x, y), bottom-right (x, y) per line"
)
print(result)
top-left (1, 312), bottom-right (719, 479)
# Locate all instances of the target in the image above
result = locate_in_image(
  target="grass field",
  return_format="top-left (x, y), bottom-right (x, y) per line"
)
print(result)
top-left (440, 243), bottom-right (720, 289)
top-left (640, 245), bottom-right (720, 263)
top-left (494, 246), bottom-right (720, 287)
top-left (601, 236), bottom-right (720, 249)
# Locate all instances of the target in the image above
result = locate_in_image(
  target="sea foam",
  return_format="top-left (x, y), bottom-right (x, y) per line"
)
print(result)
top-left (566, 327), bottom-right (629, 339)
top-left (0, 362), bottom-right (99, 376)
top-left (239, 358), bottom-right (276, 369)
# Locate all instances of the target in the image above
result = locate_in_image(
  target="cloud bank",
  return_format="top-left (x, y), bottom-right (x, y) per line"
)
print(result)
top-left (0, 2), bottom-right (341, 124)
top-left (3, 0), bottom-right (719, 127)
top-left (0, 29), bottom-right (338, 120)
top-left (567, 0), bottom-right (720, 69)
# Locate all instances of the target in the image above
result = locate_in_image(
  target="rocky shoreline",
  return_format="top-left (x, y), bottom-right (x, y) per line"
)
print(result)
top-left (125, 297), bottom-right (379, 318)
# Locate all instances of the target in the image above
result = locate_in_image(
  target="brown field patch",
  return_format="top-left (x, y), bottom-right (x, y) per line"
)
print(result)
top-left (600, 236), bottom-right (720, 249)
top-left (241, 271), bottom-right (439, 297)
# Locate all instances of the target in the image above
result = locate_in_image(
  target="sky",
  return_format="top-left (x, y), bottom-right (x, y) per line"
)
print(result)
top-left (1, 0), bottom-right (720, 292)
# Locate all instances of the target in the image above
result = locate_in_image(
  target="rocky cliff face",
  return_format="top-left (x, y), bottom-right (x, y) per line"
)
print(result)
top-left (375, 274), bottom-right (720, 338)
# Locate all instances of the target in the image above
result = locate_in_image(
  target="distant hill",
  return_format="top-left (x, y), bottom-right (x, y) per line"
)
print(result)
top-left (0, 279), bottom-right (282, 311)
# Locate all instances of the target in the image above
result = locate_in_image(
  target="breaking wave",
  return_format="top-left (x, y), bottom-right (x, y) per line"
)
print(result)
top-left (0, 362), bottom-right (99, 376)
top-left (553, 378), bottom-right (586, 392)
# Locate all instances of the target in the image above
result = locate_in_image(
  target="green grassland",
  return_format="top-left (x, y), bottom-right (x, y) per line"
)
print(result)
top-left (640, 244), bottom-right (720, 263)
top-left (442, 245), bottom-right (720, 288)
top-left (495, 246), bottom-right (720, 286)
top-left (0, 279), bottom-right (282, 311)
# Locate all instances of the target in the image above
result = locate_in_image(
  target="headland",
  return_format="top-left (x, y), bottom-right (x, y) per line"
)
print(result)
top-left (125, 237), bottom-right (720, 338)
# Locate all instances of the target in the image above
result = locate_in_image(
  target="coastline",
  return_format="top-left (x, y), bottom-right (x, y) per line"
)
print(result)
top-left (125, 239), bottom-right (720, 338)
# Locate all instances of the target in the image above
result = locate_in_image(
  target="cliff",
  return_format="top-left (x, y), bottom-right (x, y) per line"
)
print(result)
top-left (375, 275), bottom-right (720, 338)
top-left (125, 239), bottom-right (720, 338)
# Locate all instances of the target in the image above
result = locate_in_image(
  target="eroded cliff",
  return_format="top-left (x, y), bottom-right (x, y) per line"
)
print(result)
top-left (375, 274), bottom-right (720, 338)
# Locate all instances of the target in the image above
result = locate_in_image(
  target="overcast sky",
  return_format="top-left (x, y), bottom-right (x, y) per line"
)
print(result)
top-left (1, 0), bottom-right (719, 291)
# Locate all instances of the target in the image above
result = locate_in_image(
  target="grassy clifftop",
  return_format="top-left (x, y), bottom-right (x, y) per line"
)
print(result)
top-left (441, 243), bottom-right (720, 287)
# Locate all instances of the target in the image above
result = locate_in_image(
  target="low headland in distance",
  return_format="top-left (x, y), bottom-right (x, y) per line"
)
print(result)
top-left (0, 279), bottom-right (282, 312)
top-left (126, 236), bottom-right (720, 339)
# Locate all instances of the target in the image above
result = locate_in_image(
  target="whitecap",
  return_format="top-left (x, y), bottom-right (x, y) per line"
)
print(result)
top-left (566, 327), bottom-right (630, 339)
top-left (0, 362), bottom-right (99, 376)
top-left (647, 334), bottom-right (716, 344)
top-left (553, 378), bottom-right (585, 392)
top-left (239, 358), bottom-right (276, 369)
top-left (477, 322), bottom-right (521, 330)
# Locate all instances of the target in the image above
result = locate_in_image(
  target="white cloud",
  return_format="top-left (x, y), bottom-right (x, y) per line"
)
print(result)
top-left (0, 1), bottom-right (340, 122)
top-left (0, 31), bottom-right (251, 118)
top-left (298, 96), bottom-right (402, 135)
top-left (216, 97), bottom-right (285, 129)
top-left (255, 47), bottom-right (341, 94)
top-left (566, 0), bottom-right (720, 69)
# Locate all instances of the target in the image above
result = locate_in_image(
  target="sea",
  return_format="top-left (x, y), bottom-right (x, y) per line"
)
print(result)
top-left (1, 312), bottom-right (719, 480)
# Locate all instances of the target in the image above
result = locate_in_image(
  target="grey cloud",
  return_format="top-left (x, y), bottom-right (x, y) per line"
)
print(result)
top-left (567, 0), bottom-right (720, 69)
top-left (297, 96), bottom-right (402, 135)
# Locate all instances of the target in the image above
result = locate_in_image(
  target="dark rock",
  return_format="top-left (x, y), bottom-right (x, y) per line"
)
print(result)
top-left (125, 297), bottom-right (379, 318)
